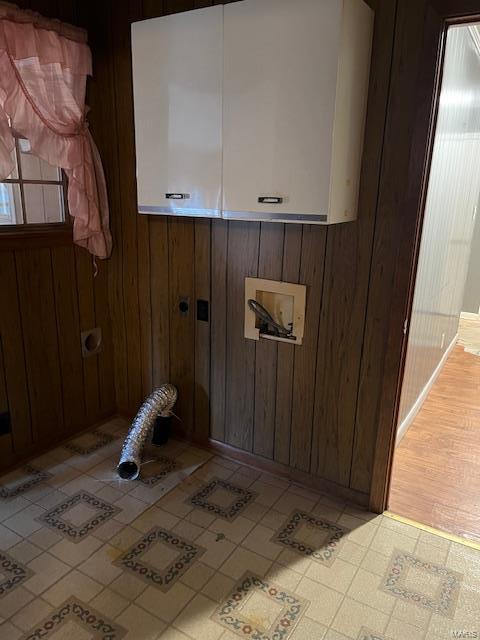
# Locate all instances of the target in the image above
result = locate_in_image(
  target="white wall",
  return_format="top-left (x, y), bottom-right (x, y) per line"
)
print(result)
top-left (397, 24), bottom-right (480, 434)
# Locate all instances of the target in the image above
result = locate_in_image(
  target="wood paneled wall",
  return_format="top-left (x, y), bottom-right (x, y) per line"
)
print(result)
top-left (0, 0), bottom-right (116, 467)
top-left (0, 244), bottom-right (115, 466)
top-left (77, 0), bottom-right (398, 502)
top-left (0, 0), bottom-right (402, 504)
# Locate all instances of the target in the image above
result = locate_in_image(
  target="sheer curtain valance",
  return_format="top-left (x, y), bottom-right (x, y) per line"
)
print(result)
top-left (0, 2), bottom-right (112, 258)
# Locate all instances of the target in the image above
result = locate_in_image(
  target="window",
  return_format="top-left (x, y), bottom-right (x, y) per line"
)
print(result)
top-left (0, 136), bottom-right (67, 228)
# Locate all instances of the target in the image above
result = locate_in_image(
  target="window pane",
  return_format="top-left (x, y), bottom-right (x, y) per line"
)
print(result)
top-left (0, 183), bottom-right (23, 224)
top-left (18, 138), bottom-right (62, 181)
top-left (7, 146), bottom-right (18, 179)
top-left (23, 184), bottom-right (64, 224)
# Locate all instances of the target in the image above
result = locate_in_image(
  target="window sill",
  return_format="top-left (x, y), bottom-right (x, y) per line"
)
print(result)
top-left (0, 224), bottom-right (73, 251)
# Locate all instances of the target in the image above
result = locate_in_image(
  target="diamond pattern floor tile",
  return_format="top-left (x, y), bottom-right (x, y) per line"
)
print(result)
top-left (64, 429), bottom-right (117, 456)
top-left (212, 572), bottom-right (308, 640)
top-left (272, 511), bottom-right (349, 566)
top-left (114, 526), bottom-right (205, 592)
top-left (0, 418), bottom-right (478, 640)
top-left (381, 549), bottom-right (463, 618)
top-left (0, 551), bottom-right (33, 599)
top-left (138, 455), bottom-right (179, 486)
top-left (188, 477), bottom-right (258, 522)
top-left (19, 597), bottom-right (127, 639)
top-left (0, 466), bottom-right (53, 501)
top-left (36, 490), bottom-right (120, 542)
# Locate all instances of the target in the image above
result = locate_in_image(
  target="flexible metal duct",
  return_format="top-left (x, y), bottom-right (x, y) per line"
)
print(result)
top-left (117, 384), bottom-right (178, 480)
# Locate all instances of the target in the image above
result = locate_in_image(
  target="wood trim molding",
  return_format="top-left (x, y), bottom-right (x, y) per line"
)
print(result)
top-left (0, 225), bottom-right (73, 251)
top-left (368, 0), bottom-right (480, 512)
top-left (116, 409), bottom-right (369, 506)
top-left (0, 411), bottom-right (116, 477)
top-left (195, 437), bottom-right (369, 507)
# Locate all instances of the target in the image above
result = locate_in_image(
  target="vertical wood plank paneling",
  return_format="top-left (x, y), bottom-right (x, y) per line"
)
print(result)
top-left (140, 0), bottom-right (169, 398)
top-left (77, 0), bottom-right (130, 414)
top-left (311, 224), bottom-right (366, 485)
top-left (24, 0), bottom-right (59, 18)
top-left (274, 224), bottom-right (303, 464)
top-left (210, 219), bottom-right (228, 441)
top-left (253, 223), bottom-right (285, 458)
top-left (100, 0), bottom-right (130, 415)
top-left (363, 1), bottom-right (442, 510)
top-left (169, 217), bottom-right (196, 435)
top-left (55, 0), bottom-right (75, 22)
top-left (0, 340), bottom-right (8, 413)
top-left (0, 252), bottom-right (32, 453)
top-left (0, 339), bottom-right (14, 466)
top-left (16, 249), bottom-right (64, 442)
top-left (0, 344), bottom-right (6, 417)
top-left (150, 218), bottom-right (171, 387)
top-left (194, 219), bottom-right (211, 439)
top-left (225, 221), bottom-right (260, 450)
top-left (0, 334), bottom-right (8, 413)
top-left (93, 260), bottom-right (116, 416)
top-left (138, 216), bottom-right (153, 397)
top-left (165, 0), bottom-right (193, 14)
top-left (289, 226), bottom-right (327, 472)
top-left (348, 0), bottom-right (400, 494)
top-left (0, 254), bottom-right (16, 466)
top-left (0, 0), bottom-right (117, 469)
top-left (137, 0), bottom-right (156, 399)
top-left (106, 212), bottom-right (129, 413)
top-left (111, 0), bottom-right (143, 415)
top-left (309, 0), bottom-right (397, 488)
top-left (51, 246), bottom-right (86, 433)
top-left (76, 0), bottom-right (119, 420)
top-left (51, 0), bottom-right (394, 507)
top-left (75, 247), bottom-right (100, 423)
top-left (142, 0), bottom-right (165, 19)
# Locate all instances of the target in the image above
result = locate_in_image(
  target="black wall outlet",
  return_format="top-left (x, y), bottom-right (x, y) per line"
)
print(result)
top-left (0, 411), bottom-right (11, 436)
top-left (197, 299), bottom-right (209, 322)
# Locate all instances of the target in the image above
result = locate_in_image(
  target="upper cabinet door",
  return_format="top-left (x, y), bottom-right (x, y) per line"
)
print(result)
top-left (131, 6), bottom-right (223, 217)
top-left (222, 0), bottom-right (373, 224)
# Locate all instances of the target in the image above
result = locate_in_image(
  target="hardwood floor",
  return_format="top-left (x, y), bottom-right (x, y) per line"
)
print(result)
top-left (389, 343), bottom-right (480, 543)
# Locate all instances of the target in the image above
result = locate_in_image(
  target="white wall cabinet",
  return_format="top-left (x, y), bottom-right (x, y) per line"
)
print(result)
top-left (131, 0), bottom-right (373, 225)
top-left (131, 6), bottom-right (223, 217)
top-left (223, 0), bottom-right (373, 224)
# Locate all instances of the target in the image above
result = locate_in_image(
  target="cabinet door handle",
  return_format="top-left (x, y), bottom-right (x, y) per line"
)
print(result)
top-left (166, 193), bottom-right (190, 200)
top-left (258, 196), bottom-right (283, 204)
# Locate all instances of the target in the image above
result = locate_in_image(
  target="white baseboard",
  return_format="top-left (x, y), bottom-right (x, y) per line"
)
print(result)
top-left (396, 333), bottom-right (458, 445)
top-left (460, 311), bottom-right (480, 320)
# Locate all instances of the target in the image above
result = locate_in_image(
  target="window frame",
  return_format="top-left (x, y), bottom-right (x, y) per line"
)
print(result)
top-left (0, 136), bottom-right (72, 249)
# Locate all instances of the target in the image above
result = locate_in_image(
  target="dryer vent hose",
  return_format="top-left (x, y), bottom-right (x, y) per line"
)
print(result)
top-left (117, 384), bottom-right (178, 480)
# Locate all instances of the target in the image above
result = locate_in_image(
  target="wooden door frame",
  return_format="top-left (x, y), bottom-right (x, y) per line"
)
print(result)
top-left (368, 0), bottom-right (480, 513)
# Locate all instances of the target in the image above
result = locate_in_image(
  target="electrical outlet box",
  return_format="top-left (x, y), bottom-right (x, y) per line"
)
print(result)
top-left (81, 328), bottom-right (102, 358)
top-left (0, 411), bottom-right (11, 436)
top-left (245, 277), bottom-right (306, 345)
top-left (197, 299), bottom-right (209, 322)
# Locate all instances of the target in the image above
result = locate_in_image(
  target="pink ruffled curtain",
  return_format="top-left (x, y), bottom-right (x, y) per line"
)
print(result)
top-left (0, 2), bottom-right (111, 258)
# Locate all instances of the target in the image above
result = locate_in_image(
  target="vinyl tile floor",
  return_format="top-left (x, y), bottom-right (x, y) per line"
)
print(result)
top-left (0, 418), bottom-right (479, 640)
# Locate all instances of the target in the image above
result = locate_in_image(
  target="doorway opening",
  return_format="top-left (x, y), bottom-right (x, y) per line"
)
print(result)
top-left (388, 22), bottom-right (480, 544)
